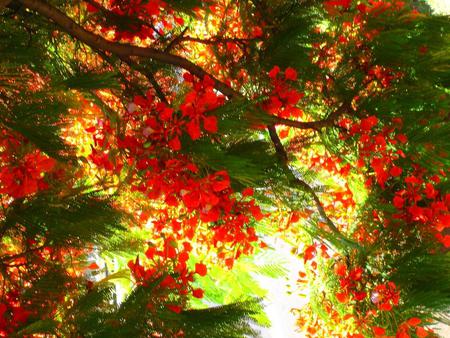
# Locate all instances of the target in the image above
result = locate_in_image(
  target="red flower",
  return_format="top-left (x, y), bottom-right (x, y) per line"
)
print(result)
top-left (360, 116), bottom-right (378, 131)
top-left (334, 262), bottom-right (347, 276)
top-left (303, 244), bottom-right (317, 262)
top-left (87, 262), bottom-right (100, 270)
top-left (195, 263), bottom-right (207, 276)
top-left (168, 136), bottom-right (181, 151)
top-left (373, 326), bottom-right (386, 336)
top-left (415, 326), bottom-right (429, 338)
top-left (349, 267), bottom-right (363, 281)
top-left (186, 120), bottom-right (201, 140)
top-left (192, 288), bottom-right (204, 298)
top-left (407, 317), bottom-right (421, 326)
top-left (241, 187), bottom-right (254, 197)
top-left (390, 166), bottom-right (403, 177)
top-left (166, 304), bottom-right (182, 313)
top-left (393, 196), bottom-right (405, 209)
top-left (268, 66), bottom-right (280, 79)
top-left (85, 2), bottom-right (99, 13)
top-left (335, 292), bottom-right (348, 303)
top-left (203, 115), bottom-right (218, 133)
top-left (249, 205), bottom-right (263, 221)
top-left (284, 67), bottom-right (297, 81)
top-left (160, 275), bottom-right (176, 288)
top-left (353, 291), bottom-right (367, 301)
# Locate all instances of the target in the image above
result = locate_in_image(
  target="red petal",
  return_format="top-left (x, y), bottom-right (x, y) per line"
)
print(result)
top-left (380, 302), bottom-right (393, 311)
top-left (416, 326), bottom-right (429, 338)
top-left (285, 67), bottom-right (297, 81)
top-left (303, 245), bottom-right (317, 262)
top-left (268, 66), bottom-right (280, 79)
top-left (166, 304), bottom-right (182, 313)
top-left (390, 165), bottom-right (403, 177)
top-left (241, 187), bottom-right (254, 197)
top-left (360, 116), bottom-right (378, 131)
top-left (186, 120), bottom-right (201, 140)
top-left (407, 317), bottom-right (421, 327)
top-left (373, 326), bottom-right (386, 335)
top-left (353, 291), bottom-right (367, 301)
top-left (335, 292), bottom-right (348, 303)
top-left (88, 262), bottom-right (99, 270)
top-left (250, 205), bottom-right (263, 221)
top-left (168, 137), bottom-right (181, 151)
top-left (203, 115), bottom-right (218, 133)
top-left (192, 288), bottom-right (204, 298)
top-left (86, 2), bottom-right (99, 13)
top-left (195, 263), bottom-right (207, 276)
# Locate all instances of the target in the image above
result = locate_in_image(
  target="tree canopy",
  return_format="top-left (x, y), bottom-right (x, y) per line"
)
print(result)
top-left (0, 0), bottom-right (449, 337)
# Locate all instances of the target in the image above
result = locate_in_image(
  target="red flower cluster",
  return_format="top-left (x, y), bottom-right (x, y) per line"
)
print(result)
top-left (339, 113), bottom-right (450, 247)
top-left (334, 264), bottom-right (367, 303)
top-left (263, 66), bottom-right (304, 119)
top-left (303, 243), bottom-right (329, 271)
top-left (392, 169), bottom-right (450, 247)
top-left (181, 74), bottom-right (224, 141)
top-left (128, 236), bottom-right (207, 313)
top-left (0, 134), bottom-right (56, 198)
top-left (128, 75), bottom-right (222, 152)
top-left (85, 0), bottom-right (183, 42)
top-left (0, 291), bottom-right (31, 336)
top-left (395, 317), bottom-right (432, 338)
top-left (131, 93), bottom-right (184, 151)
top-left (83, 78), bottom-right (264, 293)
top-left (371, 281), bottom-right (400, 311)
top-left (324, 0), bottom-right (406, 17)
top-left (340, 116), bottom-right (407, 189)
top-left (357, 0), bottom-right (406, 18)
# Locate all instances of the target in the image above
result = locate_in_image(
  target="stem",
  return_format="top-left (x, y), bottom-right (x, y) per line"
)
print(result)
top-left (274, 102), bottom-right (351, 131)
top-left (1, 245), bottom-right (45, 262)
top-left (117, 55), bottom-right (169, 104)
top-left (19, 0), bottom-right (349, 131)
top-left (180, 36), bottom-right (260, 45)
top-left (268, 125), bottom-right (359, 250)
top-left (0, 0), bottom-right (11, 9)
top-left (83, 0), bottom-right (164, 39)
top-left (18, 0), bottom-right (359, 251)
top-left (18, 0), bottom-right (240, 98)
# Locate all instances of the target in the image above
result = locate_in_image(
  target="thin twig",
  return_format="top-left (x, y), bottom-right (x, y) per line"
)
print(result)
top-left (268, 125), bottom-right (359, 250)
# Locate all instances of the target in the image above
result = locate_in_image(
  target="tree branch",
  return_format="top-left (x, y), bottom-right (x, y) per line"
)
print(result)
top-left (273, 102), bottom-right (351, 131)
top-left (0, 0), bottom-right (12, 9)
top-left (1, 246), bottom-right (45, 263)
top-left (164, 26), bottom-right (188, 52)
top-left (83, 0), bottom-right (164, 39)
top-left (118, 55), bottom-right (169, 104)
top-left (18, 0), bottom-right (240, 98)
top-left (19, 0), bottom-right (349, 132)
top-left (17, 0), bottom-right (358, 251)
top-left (268, 125), bottom-right (359, 249)
top-left (180, 36), bottom-right (260, 45)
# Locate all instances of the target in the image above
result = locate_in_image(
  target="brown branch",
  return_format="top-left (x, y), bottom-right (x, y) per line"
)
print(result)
top-left (268, 125), bottom-right (288, 163)
top-left (1, 246), bottom-right (45, 263)
top-left (268, 125), bottom-right (359, 249)
top-left (164, 26), bottom-right (189, 53)
top-left (19, 0), bottom-right (349, 132)
top-left (180, 36), bottom-right (260, 45)
top-left (274, 102), bottom-right (351, 131)
top-left (118, 55), bottom-right (169, 104)
top-left (83, 0), bottom-right (164, 39)
top-left (18, 0), bottom-right (240, 98)
top-left (0, 0), bottom-right (12, 9)
top-left (16, 1), bottom-right (356, 245)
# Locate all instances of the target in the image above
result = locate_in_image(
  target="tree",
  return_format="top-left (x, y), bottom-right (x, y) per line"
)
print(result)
top-left (0, 0), bottom-right (449, 337)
